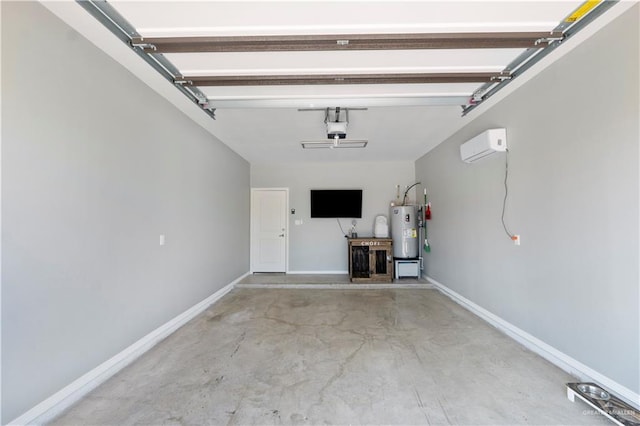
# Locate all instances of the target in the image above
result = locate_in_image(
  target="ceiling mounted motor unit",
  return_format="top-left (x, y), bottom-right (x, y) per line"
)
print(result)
top-left (326, 107), bottom-right (348, 139)
top-left (300, 107), bottom-right (368, 149)
top-left (460, 128), bottom-right (507, 163)
top-left (327, 121), bottom-right (348, 139)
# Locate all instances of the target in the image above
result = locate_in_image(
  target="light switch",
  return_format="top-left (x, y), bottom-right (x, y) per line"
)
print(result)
top-left (159, 234), bottom-right (165, 246)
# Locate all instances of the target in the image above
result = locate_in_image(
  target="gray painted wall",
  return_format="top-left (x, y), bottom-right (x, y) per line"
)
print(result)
top-left (251, 162), bottom-right (415, 271)
top-left (1, 2), bottom-right (250, 422)
top-left (415, 6), bottom-right (639, 394)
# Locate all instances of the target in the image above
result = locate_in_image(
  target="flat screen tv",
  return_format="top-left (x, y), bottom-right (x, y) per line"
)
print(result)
top-left (310, 189), bottom-right (362, 218)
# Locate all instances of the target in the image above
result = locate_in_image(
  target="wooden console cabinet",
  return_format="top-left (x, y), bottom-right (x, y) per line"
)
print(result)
top-left (348, 238), bottom-right (393, 283)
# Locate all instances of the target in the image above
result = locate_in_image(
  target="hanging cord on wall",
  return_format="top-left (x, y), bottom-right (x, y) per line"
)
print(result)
top-left (501, 149), bottom-right (514, 239)
top-left (337, 218), bottom-right (348, 237)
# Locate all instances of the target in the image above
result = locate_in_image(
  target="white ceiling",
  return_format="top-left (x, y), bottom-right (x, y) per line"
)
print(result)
top-left (43, 1), bottom-right (625, 164)
top-left (211, 105), bottom-right (465, 162)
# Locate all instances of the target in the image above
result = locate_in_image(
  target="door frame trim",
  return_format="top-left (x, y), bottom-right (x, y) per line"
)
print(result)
top-left (250, 188), bottom-right (289, 273)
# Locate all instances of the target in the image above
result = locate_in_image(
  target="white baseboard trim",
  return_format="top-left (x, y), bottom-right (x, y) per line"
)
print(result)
top-left (287, 270), bottom-right (349, 275)
top-left (9, 272), bottom-right (249, 426)
top-left (425, 275), bottom-right (640, 410)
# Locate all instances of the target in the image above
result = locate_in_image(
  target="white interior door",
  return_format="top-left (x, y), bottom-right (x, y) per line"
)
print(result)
top-left (251, 189), bottom-right (288, 272)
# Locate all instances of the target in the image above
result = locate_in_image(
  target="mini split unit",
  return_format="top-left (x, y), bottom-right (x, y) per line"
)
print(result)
top-left (460, 128), bottom-right (507, 163)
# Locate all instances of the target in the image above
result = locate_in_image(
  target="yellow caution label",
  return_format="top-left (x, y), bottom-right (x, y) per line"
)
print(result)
top-left (565, 0), bottom-right (601, 23)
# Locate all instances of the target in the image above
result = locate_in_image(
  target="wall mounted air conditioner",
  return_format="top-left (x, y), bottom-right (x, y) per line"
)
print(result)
top-left (460, 128), bottom-right (507, 163)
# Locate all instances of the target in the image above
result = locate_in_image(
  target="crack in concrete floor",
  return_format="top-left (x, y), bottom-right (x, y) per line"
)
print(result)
top-left (51, 288), bottom-right (610, 425)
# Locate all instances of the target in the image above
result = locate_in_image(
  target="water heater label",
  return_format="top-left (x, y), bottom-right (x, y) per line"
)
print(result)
top-left (403, 229), bottom-right (417, 238)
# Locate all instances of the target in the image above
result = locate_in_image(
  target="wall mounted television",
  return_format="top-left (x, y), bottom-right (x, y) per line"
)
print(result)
top-left (310, 189), bottom-right (363, 218)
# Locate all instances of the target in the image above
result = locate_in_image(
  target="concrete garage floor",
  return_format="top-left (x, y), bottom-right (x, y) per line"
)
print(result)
top-left (52, 288), bottom-right (607, 425)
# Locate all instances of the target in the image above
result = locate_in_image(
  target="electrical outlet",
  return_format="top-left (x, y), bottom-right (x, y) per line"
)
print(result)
top-left (512, 235), bottom-right (520, 246)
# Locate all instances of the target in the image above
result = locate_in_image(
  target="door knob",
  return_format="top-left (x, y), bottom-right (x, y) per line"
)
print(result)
top-left (279, 233), bottom-right (285, 237)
